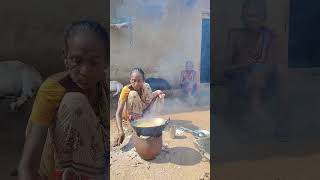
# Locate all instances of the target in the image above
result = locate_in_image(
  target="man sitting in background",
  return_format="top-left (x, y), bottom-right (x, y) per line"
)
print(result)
top-left (224, 0), bottom-right (274, 113)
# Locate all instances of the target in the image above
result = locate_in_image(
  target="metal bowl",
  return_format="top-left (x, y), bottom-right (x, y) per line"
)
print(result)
top-left (192, 129), bottom-right (210, 138)
top-left (193, 136), bottom-right (210, 160)
top-left (130, 117), bottom-right (170, 137)
top-left (192, 130), bottom-right (210, 160)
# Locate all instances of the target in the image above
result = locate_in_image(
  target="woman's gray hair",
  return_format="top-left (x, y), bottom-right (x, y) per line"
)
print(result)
top-left (130, 68), bottom-right (145, 80)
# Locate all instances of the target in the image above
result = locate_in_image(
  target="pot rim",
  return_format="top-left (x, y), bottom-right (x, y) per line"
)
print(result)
top-left (131, 117), bottom-right (169, 128)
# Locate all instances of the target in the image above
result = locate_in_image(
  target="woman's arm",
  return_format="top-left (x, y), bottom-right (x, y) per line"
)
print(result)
top-left (180, 71), bottom-right (185, 85)
top-left (114, 101), bottom-right (126, 146)
top-left (115, 101), bottom-right (125, 134)
top-left (224, 30), bottom-right (247, 76)
top-left (224, 30), bottom-right (236, 73)
top-left (152, 90), bottom-right (164, 98)
top-left (194, 70), bottom-right (200, 94)
top-left (18, 123), bottom-right (48, 180)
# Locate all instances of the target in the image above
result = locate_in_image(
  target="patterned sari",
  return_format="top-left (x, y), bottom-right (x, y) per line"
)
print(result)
top-left (120, 83), bottom-right (164, 122)
top-left (26, 73), bottom-right (109, 180)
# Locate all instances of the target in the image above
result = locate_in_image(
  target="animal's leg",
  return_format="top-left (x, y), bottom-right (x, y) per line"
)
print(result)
top-left (113, 89), bottom-right (120, 97)
top-left (112, 83), bottom-right (123, 97)
top-left (10, 95), bottom-right (28, 111)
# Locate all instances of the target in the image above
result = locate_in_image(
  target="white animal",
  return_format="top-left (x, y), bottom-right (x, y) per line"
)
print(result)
top-left (110, 80), bottom-right (123, 97)
top-left (0, 61), bottom-right (43, 110)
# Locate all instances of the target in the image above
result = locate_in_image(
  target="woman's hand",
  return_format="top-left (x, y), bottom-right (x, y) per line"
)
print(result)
top-left (129, 114), bottom-right (142, 121)
top-left (154, 90), bottom-right (165, 98)
top-left (113, 132), bottom-right (125, 147)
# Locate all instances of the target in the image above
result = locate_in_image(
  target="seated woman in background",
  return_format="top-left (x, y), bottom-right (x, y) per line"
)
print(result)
top-left (113, 68), bottom-right (165, 146)
top-left (180, 60), bottom-right (199, 97)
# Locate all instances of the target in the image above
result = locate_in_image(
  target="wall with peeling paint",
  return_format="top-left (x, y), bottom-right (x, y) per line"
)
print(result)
top-left (110, 0), bottom-right (210, 87)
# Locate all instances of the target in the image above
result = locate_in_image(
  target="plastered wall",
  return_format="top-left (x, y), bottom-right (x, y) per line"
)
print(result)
top-left (110, 0), bottom-right (210, 87)
top-left (0, 0), bottom-right (107, 78)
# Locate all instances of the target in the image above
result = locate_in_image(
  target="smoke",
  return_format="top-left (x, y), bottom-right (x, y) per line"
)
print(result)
top-left (110, 0), bottom-right (205, 81)
top-left (162, 97), bottom-right (192, 114)
top-left (149, 53), bottom-right (186, 88)
top-left (110, 0), bottom-right (210, 114)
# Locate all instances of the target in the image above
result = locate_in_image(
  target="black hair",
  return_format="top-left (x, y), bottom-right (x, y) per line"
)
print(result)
top-left (130, 68), bottom-right (145, 80)
top-left (241, 0), bottom-right (267, 22)
top-left (64, 20), bottom-right (109, 53)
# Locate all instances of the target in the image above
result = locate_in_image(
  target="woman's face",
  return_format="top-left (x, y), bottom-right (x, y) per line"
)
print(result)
top-left (186, 62), bottom-right (193, 71)
top-left (130, 72), bottom-right (144, 91)
top-left (64, 32), bottom-right (106, 91)
top-left (243, 7), bottom-right (266, 30)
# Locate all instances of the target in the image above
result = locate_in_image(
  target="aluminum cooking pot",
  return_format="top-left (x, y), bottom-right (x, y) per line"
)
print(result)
top-left (130, 117), bottom-right (170, 137)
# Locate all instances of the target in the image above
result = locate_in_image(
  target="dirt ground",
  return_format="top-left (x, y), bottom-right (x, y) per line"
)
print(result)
top-left (0, 99), bottom-right (32, 180)
top-left (2, 78), bottom-right (320, 180)
top-left (109, 110), bottom-right (211, 180)
top-left (215, 154), bottom-right (320, 180)
top-left (212, 71), bottom-right (320, 180)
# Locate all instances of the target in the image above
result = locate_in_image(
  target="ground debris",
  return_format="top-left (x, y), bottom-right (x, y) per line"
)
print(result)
top-left (128, 152), bottom-right (137, 159)
top-left (201, 157), bottom-right (209, 162)
top-left (161, 148), bottom-right (170, 153)
top-left (146, 162), bottom-right (151, 169)
top-left (201, 172), bottom-right (210, 180)
top-left (130, 160), bottom-right (143, 168)
top-left (161, 143), bottom-right (170, 153)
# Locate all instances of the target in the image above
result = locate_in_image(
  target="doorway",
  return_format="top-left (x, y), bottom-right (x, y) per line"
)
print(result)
top-left (200, 13), bottom-right (210, 83)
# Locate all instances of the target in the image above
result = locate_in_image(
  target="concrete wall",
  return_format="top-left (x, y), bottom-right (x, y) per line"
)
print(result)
top-left (0, 0), bottom-right (107, 78)
top-left (110, 0), bottom-right (210, 88)
top-left (212, 0), bottom-right (290, 80)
